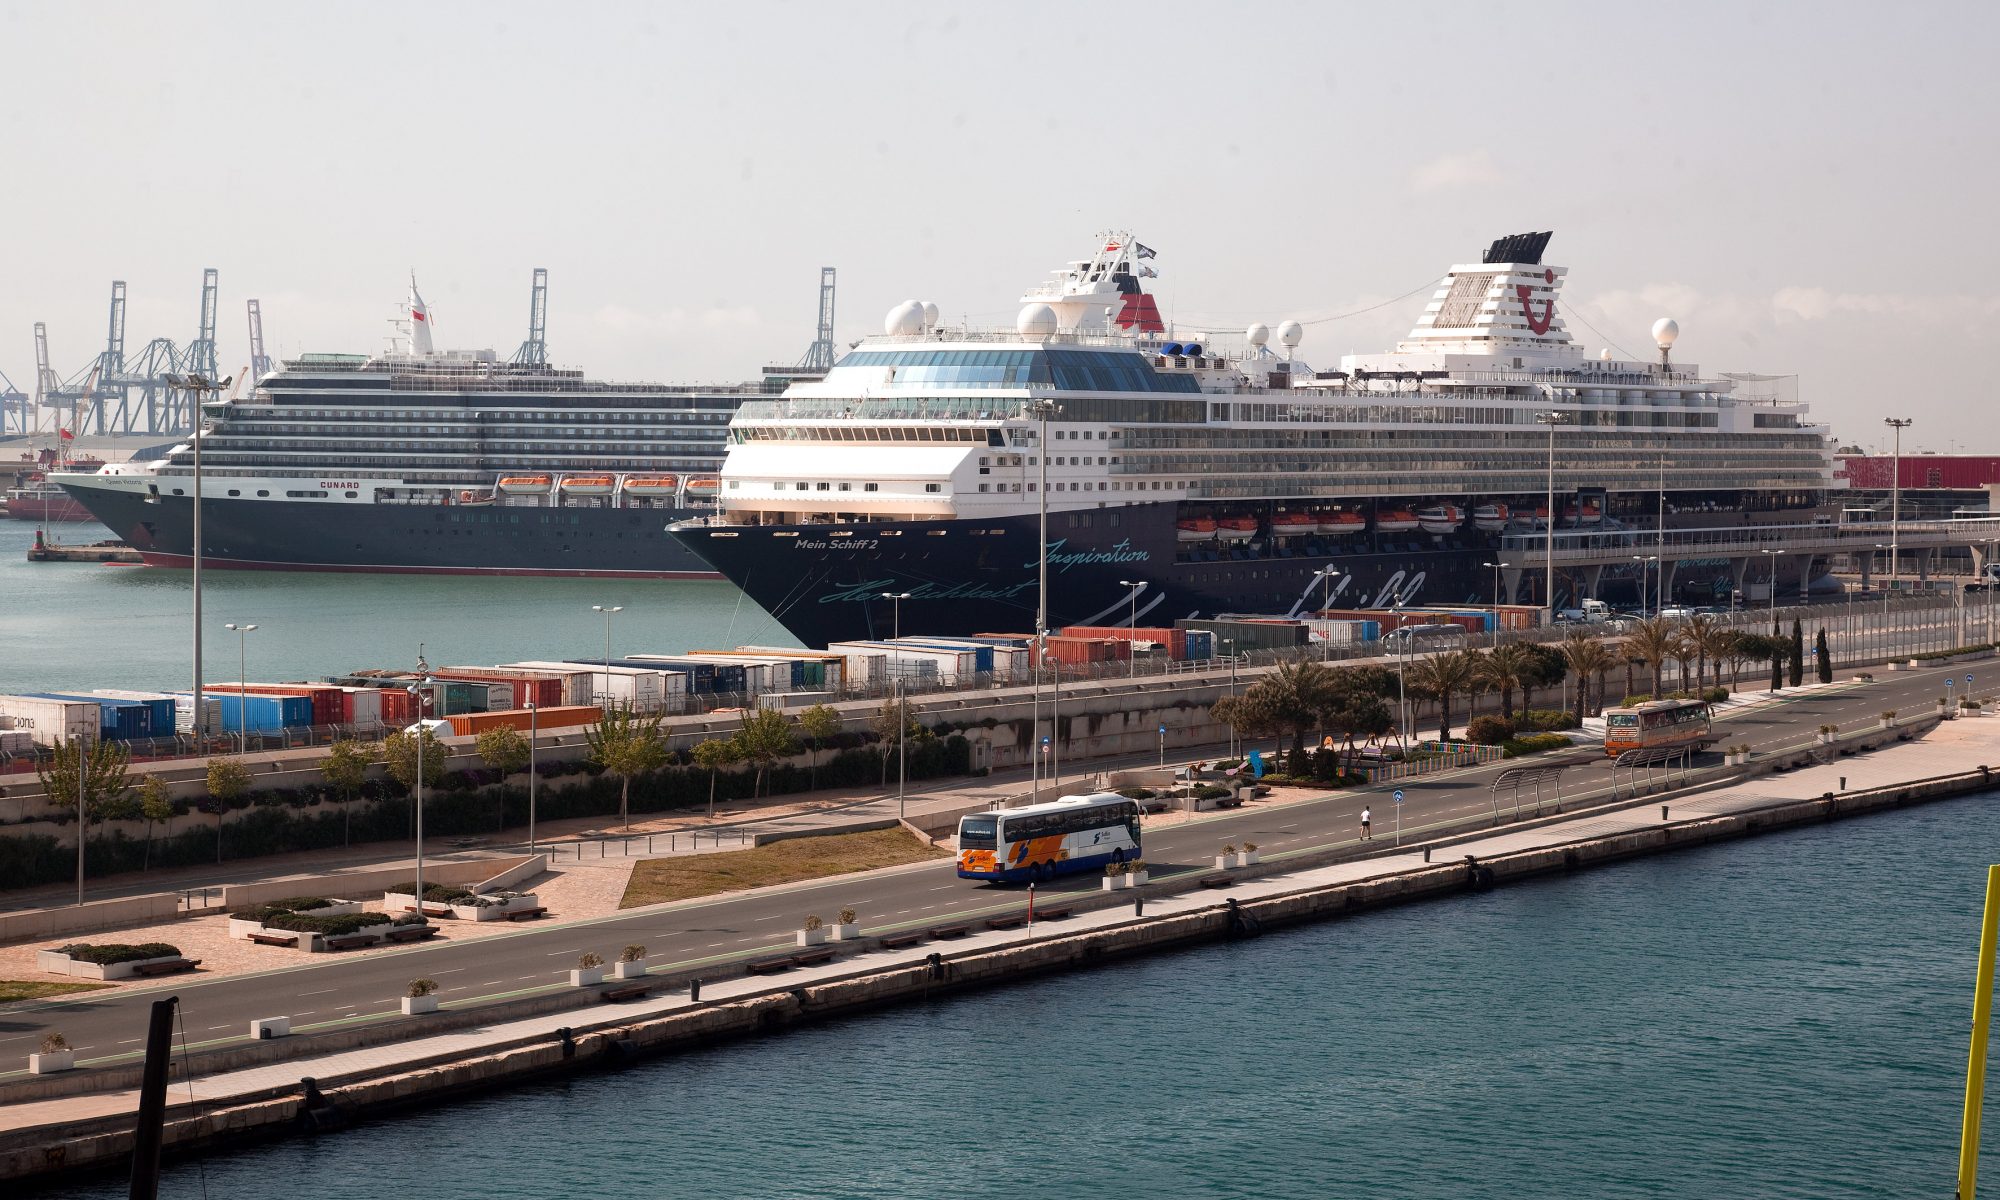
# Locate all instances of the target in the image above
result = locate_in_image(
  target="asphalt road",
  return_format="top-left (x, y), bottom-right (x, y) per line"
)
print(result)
top-left (0, 660), bottom-right (1982, 1076)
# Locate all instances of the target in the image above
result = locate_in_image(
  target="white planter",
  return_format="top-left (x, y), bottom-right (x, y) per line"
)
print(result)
top-left (569, 968), bottom-right (605, 987)
top-left (1128, 870), bottom-right (1150, 887)
top-left (251, 1016), bottom-right (290, 1039)
top-left (35, 949), bottom-right (69, 974)
top-left (228, 917), bottom-right (267, 940)
top-left (384, 892), bottom-right (454, 917)
top-left (28, 1051), bottom-right (74, 1074)
top-left (796, 928), bottom-right (828, 947)
top-left (831, 923), bottom-right (861, 941)
top-left (1215, 855), bottom-right (1234, 870)
top-left (39, 952), bottom-right (185, 980)
top-left (400, 995), bottom-right (439, 1015)
top-left (1102, 875), bottom-right (1122, 891)
top-left (1241, 852), bottom-right (1262, 866)
top-left (613, 959), bottom-right (648, 980)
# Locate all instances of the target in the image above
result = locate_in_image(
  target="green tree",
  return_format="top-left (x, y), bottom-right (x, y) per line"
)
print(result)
top-left (734, 706), bottom-right (799, 799)
top-left (1789, 618), bottom-right (1806, 688)
top-left (1476, 644), bottom-right (1528, 718)
top-left (796, 703), bottom-right (843, 791)
top-left (320, 738), bottom-right (372, 847)
top-left (205, 757), bottom-right (252, 863)
top-left (585, 703), bottom-right (669, 830)
top-left (136, 775), bottom-right (175, 870)
top-left (1515, 644), bottom-right (1567, 714)
top-left (1624, 618), bottom-right (1678, 697)
top-left (1319, 665), bottom-right (1397, 772)
top-left (475, 725), bottom-right (531, 778)
top-left (1559, 633), bottom-right (1618, 720)
top-left (36, 735), bottom-right (133, 826)
top-left (690, 735), bottom-right (741, 818)
top-left (1407, 649), bottom-right (1480, 741)
top-left (870, 698), bottom-right (920, 785)
top-left (1815, 627), bottom-right (1833, 684)
top-left (1683, 613), bottom-right (1731, 692)
top-left (384, 727), bottom-right (447, 794)
top-left (1239, 659), bottom-right (1336, 765)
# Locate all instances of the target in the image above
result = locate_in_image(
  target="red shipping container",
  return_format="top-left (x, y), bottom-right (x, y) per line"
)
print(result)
top-left (377, 688), bottom-right (416, 726)
top-left (1059, 625), bottom-right (1189, 660)
top-left (445, 705), bottom-right (600, 737)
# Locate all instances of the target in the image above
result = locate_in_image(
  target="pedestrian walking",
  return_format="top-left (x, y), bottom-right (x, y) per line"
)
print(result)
top-left (1360, 805), bottom-right (1372, 841)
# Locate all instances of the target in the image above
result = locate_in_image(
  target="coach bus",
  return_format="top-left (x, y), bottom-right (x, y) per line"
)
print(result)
top-left (956, 792), bottom-right (1141, 883)
top-left (1603, 699), bottom-right (1717, 757)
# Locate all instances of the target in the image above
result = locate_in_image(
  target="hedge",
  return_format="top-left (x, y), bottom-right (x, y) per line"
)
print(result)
top-left (388, 882), bottom-right (476, 903)
top-left (1501, 733), bottom-right (1574, 758)
top-left (1912, 643), bottom-right (1996, 663)
top-left (262, 911), bottom-right (394, 935)
top-left (55, 942), bottom-right (183, 964)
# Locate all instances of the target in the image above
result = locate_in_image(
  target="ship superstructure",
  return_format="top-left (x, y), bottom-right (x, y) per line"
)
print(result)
top-left (671, 232), bottom-right (1833, 645)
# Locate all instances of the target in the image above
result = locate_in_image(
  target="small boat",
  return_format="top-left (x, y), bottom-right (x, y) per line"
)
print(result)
top-left (1417, 504), bottom-right (1464, 534)
top-left (1216, 516), bottom-right (1258, 542)
top-left (497, 474), bottom-right (554, 495)
top-left (559, 474), bottom-right (616, 496)
top-left (1319, 511), bottom-right (1366, 535)
top-left (1177, 517), bottom-right (1218, 543)
top-left (1374, 509), bottom-right (1420, 533)
top-left (682, 476), bottom-right (721, 499)
top-left (1472, 502), bottom-right (1510, 532)
top-left (1270, 512), bottom-right (1317, 537)
top-left (622, 475), bottom-right (681, 495)
top-left (456, 490), bottom-right (496, 507)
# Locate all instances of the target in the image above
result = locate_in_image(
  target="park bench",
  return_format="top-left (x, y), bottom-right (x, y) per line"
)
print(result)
top-left (246, 931), bottom-right (299, 947)
top-left (400, 905), bottom-right (454, 918)
top-left (926, 922), bottom-right (973, 940)
top-left (1035, 906), bottom-right (1074, 921)
top-left (601, 983), bottom-right (652, 1003)
top-left (791, 947), bottom-right (836, 968)
top-left (746, 955), bottom-right (798, 975)
top-left (503, 907), bottom-right (548, 922)
top-left (134, 958), bottom-right (200, 976)
top-left (985, 914), bottom-right (1027, 931)
top-left (1197, 875), bottom-right (1236, 889)
top-left (877, 931), bottom-right (925, 950)
top-left (385, 925), bottom-right (439, 943)
top-left (325, 934), bottom-right (378, 951)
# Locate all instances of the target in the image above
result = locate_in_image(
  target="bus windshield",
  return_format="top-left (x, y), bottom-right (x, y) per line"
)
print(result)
top-left (957, 816), bottom-right (997, 849)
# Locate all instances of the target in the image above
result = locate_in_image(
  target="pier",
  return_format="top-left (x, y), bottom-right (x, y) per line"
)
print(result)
top-left (22, 531), bottom-right (140, 564)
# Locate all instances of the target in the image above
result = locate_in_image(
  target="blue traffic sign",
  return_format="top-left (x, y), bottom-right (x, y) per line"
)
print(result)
top-left (1393, 788), bottom-right (1405, 805)
top-left (1969, 674), bottom-right (1976, 685)
top-left (1159, 726), bottom-right (1166, 734)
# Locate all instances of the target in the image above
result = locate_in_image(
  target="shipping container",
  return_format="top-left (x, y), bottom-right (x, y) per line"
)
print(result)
top-left (340, 687), bottom-right (384, 727)
top-left (35, 694), bottom-right (161, 741)
top-left (1038, 636), bottom-right (1132, 667)
top-left (1060, 625), bottom-right (1191, 661)
top-left (444, 705), bottom-right (602, 737)
top-left (436, 668), bottom-right (567, 710)
top-left (190, 692), bottom-right (313, 734)
top-left (85, 691), bottom-right (181, 737)
top-left (608, 656), bottom-right (743, 698)
top-left (3, 694), bottom-right (132, 744)
top-left (1176, 619), bottom-right (1309, 653)
top-left (731, 647), bottom-right (853, 693)
top-left (1182, 629), bottom-right (1215, 661)
top-left (216, 683), bottom-right (345, 727)
top-left (825, 641), bottom-right (971, 685)
top-left (493, 663), bottom-right (599, 707)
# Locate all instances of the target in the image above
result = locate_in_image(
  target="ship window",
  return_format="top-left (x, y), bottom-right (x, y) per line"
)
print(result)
top-left (173, 488), bottom-right (184, 495)
top-left (227, 489), bottom-right (241, 496)
top-left (257, 490), bottom-right (270, 497)
top-left (924, 484), bottom-right (942, 493)
top-left (864, 483), bottom-right (879, 492)
top-left (346, 491), bottom-right (358, 499)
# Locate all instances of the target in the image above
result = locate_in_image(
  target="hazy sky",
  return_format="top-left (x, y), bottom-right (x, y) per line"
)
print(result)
top-left (2, 0), bottom-right (1993, 453)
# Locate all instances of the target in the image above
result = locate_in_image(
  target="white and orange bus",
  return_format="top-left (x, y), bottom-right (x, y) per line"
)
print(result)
top-left (956, 793), bottom-right (1141, 883)
top-left (1604, 699), bottom-right (1716, 756)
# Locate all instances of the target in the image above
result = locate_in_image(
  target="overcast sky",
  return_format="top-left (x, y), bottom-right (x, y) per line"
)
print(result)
top-left (2, 0), bottom-right (1992, 453)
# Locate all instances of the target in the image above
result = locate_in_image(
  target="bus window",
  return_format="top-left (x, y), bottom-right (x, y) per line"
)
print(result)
top-left (958, 816), bottom-right (997, 849)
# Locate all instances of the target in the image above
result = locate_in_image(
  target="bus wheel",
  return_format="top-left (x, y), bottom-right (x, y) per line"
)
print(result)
top-left (1111, 849), bottom-right (1126, 865)
top-left (1036, 861), bottom-right (1054, 883)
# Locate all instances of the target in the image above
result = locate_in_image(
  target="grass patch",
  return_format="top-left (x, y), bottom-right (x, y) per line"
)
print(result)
top-left (619, 827), bottom-right (948, 909)
top-left (0, 980), bottom-right (115, 1004)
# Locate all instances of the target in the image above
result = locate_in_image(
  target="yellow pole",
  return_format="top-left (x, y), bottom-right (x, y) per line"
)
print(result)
top-left (1961, 864), bottom-right (2000, 1200)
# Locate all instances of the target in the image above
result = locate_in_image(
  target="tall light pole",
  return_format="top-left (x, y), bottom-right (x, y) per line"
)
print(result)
top-left (1222, 637), bottom-right (1238, 758)
top-left (1535, 410), bottom-right (1568, 620)
top-left (526, 700), bottom-right (539, 854)
top-left (1760, 549), bottom-right (1781, 623)
top-left (167, 373), bottom-right (230, 750)
top-left (880, 591), bottom-right (911, 641)
top-left (1482, 560), bottom-right (1510, 645)
top-left (74, 731), bottom-right (88, 907)
top-left (895, 677), bottom-right (907, 819)
top-left (1631, 557), bottom-right (1658, 618)
top-left (591, 604), bottom-right (623, 711)
top-left (1045, 653), bottom-right (1063, 789)
top-left (1885, 418), bottom-right (1912, 601)
top-left (1392, 603), bottom-right (1411, 747)
top-left (1028, 397), bottom-right (1060, 800)
top-left (1118, 580), bottom-right (1147, 676)
top-left (404, 650), bottom-right (433, 921)
top-left (224, 623), bottom-right (257, 754)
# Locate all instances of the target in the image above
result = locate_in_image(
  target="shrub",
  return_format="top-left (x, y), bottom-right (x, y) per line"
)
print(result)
top-left (391, 913), bottom-right (428, 927)
top-left (1243, 842), bottom-right (1258, 853)
top-left (1501, 733), bottom-right (1572, 758)
top-left (1115, 787), bottom-right (1155, 800)
top-left (1701, 687), bottom-right (1730, 703)
top-left (620, 944), bottom-right (647, 963)
top-left (55, 942), bottom-right (182, 964)
top-left (387, 882), bottom-right (476, 903)
top-left (1520, 709), bottom-right (1579, 731)
top-left (267, 896), bottom-right (335, 912)
top-left (263, 911), bottom-right (393, 935)
top-left (578, 952), bottom-right (605, 969)
top-left (837, 907), bottom-right (857, 926)
top-left (407, 978), bottom-right (438, 998)
top-left (1963, 698), bottom-right (1982, 710)
top-left (1466, 715), bottom-right (1516, 745)
top-left (1880, 710), bottom-right (1898, 721)
top-left (802, 914), bottom-right (824, 931)
top-left (1128, 860), bottom-right (1146, 874)
top-left (41, 1032), bottom-right (70, 1054)
top-left (1105, 861), bottom-right (1126, 877)
top-left (1192, 784), bottom-right (1231, 800)
top-left (1621, 694), bottom-right (1653, 707)
top-left (1221, 844), bottom-right (1238, 855)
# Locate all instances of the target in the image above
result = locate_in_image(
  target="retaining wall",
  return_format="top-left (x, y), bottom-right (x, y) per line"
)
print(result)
top-left (0, 893), bottom-right (186, 946)
top-left (216, 856), bottom-right (534, 910)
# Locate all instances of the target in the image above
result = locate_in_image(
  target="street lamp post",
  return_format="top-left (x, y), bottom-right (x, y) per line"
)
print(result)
top-left (166, 373), bottom-right (231, 751)
top-left (1886, 418), bottom-right (1912, 605)
top-left (1393, 604), bottom-right (1411, 748)
top-left (1631, 556), bottom-right (1658, 619)
top-left (1028, 397), bottom-right (1060, 801)
top-left (1046, 654), bottom-right (1063, 789)
top-left (1222, 638), bottom-right (1238, 758)
top-left (526, 700), bottom-right (539, 854)
top-left (1760, 549), bottom-right (1781, 626)
top-left (224, 623), bottom-right (257, 753)
top-left (879, 591), bottom-right (911, 641)
top-left (895, 677), bottom-right (907, 819)
top-left (404, 671), bottom-right (433, 921)
top-left (1483, 560), bottom-right (1510, 645)
top-left (591, 605), bottom-right (623, 711)
top-left (1535, 410), bottom-right (1568, 620)
top-left (75, 731), bottom-right (88, 906)
top-left (1118, 580), bottom-right (1146, 676)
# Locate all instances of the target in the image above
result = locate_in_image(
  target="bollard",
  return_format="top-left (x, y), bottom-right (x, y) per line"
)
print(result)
top-left (1661, 804), bottom-right (1670, 822)
top-left (1423, 845), bottom-right (1431, 863)
top-left (1840, 776), bottom-right (1846, 791)
top-left (689, 979), bottom-right (701, 1003)
top-left (1134, 895), bottom-right (1144, 917)
top-left (648, 835), bottom-right (654, 853)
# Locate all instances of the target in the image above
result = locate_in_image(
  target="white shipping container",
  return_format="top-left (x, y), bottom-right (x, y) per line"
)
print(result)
top-left (732, 648), bottom-right (850, 693)
top-left (0, 695), bottom-right (103, 746)
top-left (505, 662), bottom-right (670, 710)
top-left (342, 688), bottom-right (384, 727)
top-left (0, 729), bottom-right (35, 754)
top-left (92, 687), bottom-right (221, 736)
top-left (826, 642), bottom-right (973, 686)
top-left (494, 663), bottom-right (597, 706)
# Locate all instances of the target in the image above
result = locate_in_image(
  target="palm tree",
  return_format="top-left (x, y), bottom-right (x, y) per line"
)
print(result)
top-left (1668, 627), bottom-right (1698, 695)
top-left (1476, 644), bottom-right (1527, 719)
top-left (1682, 613), bottom-right (1730, 692)
top-left (1407, 648), bottom-right (1480, 741)
top-left (1560, 633), bottom-right (1619, 720)
top-left (1624, 617), bottom-right (1678, 697)
top-left (1241, 658), bottom-right (1335, 765)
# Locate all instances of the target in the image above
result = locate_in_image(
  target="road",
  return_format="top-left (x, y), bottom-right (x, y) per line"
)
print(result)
top-left (0, 660), bottom-right (1984, 1077)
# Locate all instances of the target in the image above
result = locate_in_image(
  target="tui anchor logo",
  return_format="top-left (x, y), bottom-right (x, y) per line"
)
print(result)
top-left (1516, 268), bottom-right (1556, 336)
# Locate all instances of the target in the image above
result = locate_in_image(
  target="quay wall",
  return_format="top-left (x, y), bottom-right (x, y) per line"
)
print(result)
top-left (4, 754), bottom-right (1993, 1188)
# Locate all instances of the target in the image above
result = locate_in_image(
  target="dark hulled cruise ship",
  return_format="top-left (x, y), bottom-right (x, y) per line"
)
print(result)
top-left (668, 232), bottom-right (1836, 645)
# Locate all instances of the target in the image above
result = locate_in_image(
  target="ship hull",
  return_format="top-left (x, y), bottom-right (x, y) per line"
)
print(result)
top-left (58, 476), bottom-right (722, 579)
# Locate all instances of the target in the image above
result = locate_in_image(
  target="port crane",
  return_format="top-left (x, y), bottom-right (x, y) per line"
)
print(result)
top-left (36, 269), bottom-right (223, 437)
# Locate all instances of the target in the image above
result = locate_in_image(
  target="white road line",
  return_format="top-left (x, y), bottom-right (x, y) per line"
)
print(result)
top-left (118, 1038), bottom-right (141, 1045)
top-left (929, 885), bottom-right (956, 892)
top-left (430, 967), bottom-right (466, 974)
top-left (299, 988), bottom-right (336, 997)
top-left (544, 948), bottom-right (584, 956)
top-left (751, 914), bottom-right (786, 922)
top-left (206, 1024), bottom-right (230, 1031)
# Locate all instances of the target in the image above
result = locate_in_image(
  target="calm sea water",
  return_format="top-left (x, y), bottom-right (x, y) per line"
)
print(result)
top-left (0, 519), bottom-right (796, 695)
top-left (39, 794), bottom-right (1998, 1199)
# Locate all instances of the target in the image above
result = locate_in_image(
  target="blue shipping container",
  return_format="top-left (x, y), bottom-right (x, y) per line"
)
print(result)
top-left (34, 694), bottom-right (160, 741)
top-left (212, 692), bottom-right (312, 733)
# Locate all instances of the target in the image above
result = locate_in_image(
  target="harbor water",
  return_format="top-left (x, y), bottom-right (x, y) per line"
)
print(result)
top-left (0, 520), bottom-right (797, 694)
top-left (38, 791), bottom-right (1998, 1198)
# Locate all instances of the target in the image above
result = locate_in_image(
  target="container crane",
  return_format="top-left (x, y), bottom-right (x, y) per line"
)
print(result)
top-left (246, 299), bottom-right (272, 383)
top-left (510, 268), bottom-right (549, 366)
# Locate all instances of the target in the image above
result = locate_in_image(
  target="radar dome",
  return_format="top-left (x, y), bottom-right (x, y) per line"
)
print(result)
top-left (884, 300), bottom-right (925, 337)
top-left (1600, 348), bottom-right (1613, 361)
top-left (921, 301), bottom-right (939, 328)
top-left (1017, 303), bottom-right (1059, 339)
top-left (1651, 317), bottom-right (1680, 348)
top-left (1277, 320), bottom-right (1303, 349)
top-left (1245, 323), bottom-right (1271, 347)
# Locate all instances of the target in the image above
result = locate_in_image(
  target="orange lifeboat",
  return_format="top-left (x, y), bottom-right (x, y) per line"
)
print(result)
top-left (497, 475), bottom-right (553, 495)
top-left (559, 474), bottom-right (616, 496)
top-left (683, 476), bottom-right (721, 498)
top-left (622, 475), bottom-right (680, 495)
top-left (1375, 509), bottom-right (1420, 533)
top-left (1320, 511), bottom-right (1366, 535)
top-left (1417, 504), bottom-right (1463, 534)
top-left (1216, 516), bottom-right (1258, 543)
top-left (1473, 503), bottom-right (1510, 532)
top-left (1176, 517), bottom-right (1218, 543)
top-left (1271, 512), bottom-right (1317, 537)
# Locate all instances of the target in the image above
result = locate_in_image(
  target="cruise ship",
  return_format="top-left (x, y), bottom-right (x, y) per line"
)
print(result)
top-left (53, 279), bottom-right (800, 576)
top-left (669, 232), bottom-right (1835, 645)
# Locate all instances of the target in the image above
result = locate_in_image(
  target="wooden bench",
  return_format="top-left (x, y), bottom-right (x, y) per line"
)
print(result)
top-left (877, 931), bottom-right (925, 950)
top-left (746, 955), bottom-right (797, 975)
top-left (133, 958), bottom-right (200, 976)
top-left (503, 907), bottom-right (548, 922)
top-left (927, 922), bottom-right (973, 940)
top-left (791, 947), bottom-right (836, 968)
top-left (386, 925), bottom-right (439, 943)
top-left (246, 931), bottom-right (299, 947)
top-left (400, 905), bottom-right (454, 918)
top-left (1197, 875), bottom-right (1237, 889)
top-left (986, 914), bottom-right (1027, 931)
top-left (602, 983), bottom-right (652, 1003)
top-left (324, 934), bottom-right (378, 951)
top-left (1036, 906), bottom-right (1074, 921)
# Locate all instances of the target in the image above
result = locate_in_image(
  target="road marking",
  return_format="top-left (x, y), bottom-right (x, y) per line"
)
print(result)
top-left (299, 988), bottom-right (336, 997)
top-left (751, 914), bottom-right (785, 922)
top-left (206, 1024), bottom-right (230, 1031)
top-left (430, 967), bottom-right (466, 974)
top-left (929, 884), bottom-right (956, 892)
top-left (118, 1038), bottom-right (140, 1045)
top-left (544, 948), bottom-right (584, 956)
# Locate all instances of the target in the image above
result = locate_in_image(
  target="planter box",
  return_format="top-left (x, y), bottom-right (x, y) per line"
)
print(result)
top-left (28, 1051), bottom-right (74, 1074)
top-left (1101, 875), bottom-right (1127, 892)
top-left (1241, 852), bottom-right (1262, 866)
top-left (796, 928), bottom-right (829, 947)
top-left (450, 892), bottom-right (540, 922)
top-left (570, 967), bottom-right (605, 987)
top-left (1215, 855), bottom-right (1236, 871)
top-left (613, 959), bottom-right (648, 980)
top-left (228, 917), bottom-right (268, 940)
top-left (251, 1016), bottom-right (290, 1039)
top-left (1886, 662), bottom-right (1902, 672)
top-left (1128, 870), bottom-right (1150, 886)
top-left (831, 923), bottom-right (861, 941)
top-left (38, 952), bottom-right (186, 981)
top-left (400, 995), bottom-right (439, 1015)
top-left (383, 893), bottom-right (456, 918)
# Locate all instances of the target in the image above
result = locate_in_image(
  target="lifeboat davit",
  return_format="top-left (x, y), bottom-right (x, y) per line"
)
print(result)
top-left (1271, 512), bottom-right (1317, 537)
top-left (497, 474), bottom-right (554, 495)
top-left (1473, 503), bottom-right (1510, 532)
top-left (1216, 516), bottom-right (1258, 543)
top-left (1320, 511), bottom-right (1366, 535)
top-left (1374, 509), bottom-right (1420, 534)
top-left (622, 475), bottom-right (680, 495)
top-left (1177, 517), bottom-right (1218, 543)
top-left (559, 474), bottom-right (616, 496)
top-left (1417, 504), bottom-right (1464, 534)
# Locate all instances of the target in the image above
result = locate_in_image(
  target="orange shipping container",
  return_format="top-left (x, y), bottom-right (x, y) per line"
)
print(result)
top-left (445, 705), bottom-right (600, 737)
